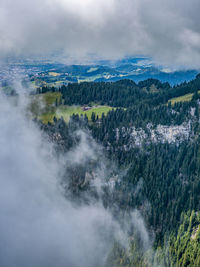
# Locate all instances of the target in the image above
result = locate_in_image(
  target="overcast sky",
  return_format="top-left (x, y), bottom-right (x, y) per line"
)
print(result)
top-left (0, 0), bottom-right (200, 67)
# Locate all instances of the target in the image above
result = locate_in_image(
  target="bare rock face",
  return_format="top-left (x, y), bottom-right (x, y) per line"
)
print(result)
top-left (111, 121), bottom-right (191, 151)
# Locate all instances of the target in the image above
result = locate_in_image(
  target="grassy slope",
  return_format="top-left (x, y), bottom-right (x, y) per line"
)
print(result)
top-left (39, 105), bottom-right (113, 124)
top-left (168, 90), bottom-right (200, 105)
top-left (30, 91), bottom-right (113, 123)
top-left (168, 93), bottom-right (194, 105)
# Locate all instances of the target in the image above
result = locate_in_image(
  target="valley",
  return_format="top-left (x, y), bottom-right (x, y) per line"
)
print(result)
top-left (2, 69), bottom-right (200, 267)
top-left (32, 74), bottom-right (200, 267)
top-left (1, 0), bottom-right (200, 266)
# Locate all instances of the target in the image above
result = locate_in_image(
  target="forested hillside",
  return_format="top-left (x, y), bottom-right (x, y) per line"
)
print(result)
top-left (36, 74), bottom-right (200, 266)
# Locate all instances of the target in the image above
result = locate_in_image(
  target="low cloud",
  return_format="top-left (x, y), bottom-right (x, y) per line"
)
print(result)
top-left (0, 0), bottom-right (200, 68)
top-left (0, 84), bottom-right (164, 266)
top-left (1, 87), bottom-right (150, 267)
top-left (0, 92), bottom-right (119, 267)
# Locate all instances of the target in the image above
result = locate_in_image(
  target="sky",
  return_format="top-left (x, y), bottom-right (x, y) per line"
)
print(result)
top-left (0, 0), bottom-right (200, 68)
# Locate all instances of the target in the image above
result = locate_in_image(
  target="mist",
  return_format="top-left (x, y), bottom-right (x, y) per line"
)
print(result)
top-left (0, 91), bottom-right (119, 267)
top-left (0, 79), bottom-right (157, 266)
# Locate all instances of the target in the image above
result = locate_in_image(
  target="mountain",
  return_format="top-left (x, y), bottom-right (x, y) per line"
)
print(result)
top-left (31, 60), bottom-right (198, 87)
top-left (1, 72), bottom-right (200, 266)
top-left (1, 58), bottom-right (198, 90)
top-left (30, 74), bottom-right (200, 266)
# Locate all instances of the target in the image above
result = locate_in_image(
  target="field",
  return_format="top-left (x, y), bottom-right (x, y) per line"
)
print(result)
top-left (48, 72), bottom-right (60, 77)
top-left (30, 91), bottom-right (113, 123)
top-left (168, 90), bottom-right (200, 105)
top-left (168, 93), bottom-right (193, 105)
top-left (39, 105), bottom-right (113, 124)
top-left (77, 74), bottom-right (106, 83)
top-left (87, 67), bottom-right (98, 73)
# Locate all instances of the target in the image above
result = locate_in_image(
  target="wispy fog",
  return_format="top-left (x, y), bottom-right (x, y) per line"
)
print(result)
top-left (0, 84), bottom-right (155, 266)
top-left (0, 92), bottom-right (117, 267)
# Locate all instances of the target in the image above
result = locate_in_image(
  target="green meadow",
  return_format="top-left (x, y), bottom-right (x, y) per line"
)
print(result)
top-left (39, 105), bottom-right (113, 124)
top-left (168, 93), bottom-right (194, 105)
top-left (168, 90), bottom-right (200, 105)
top-left (30, 91), bottom-right (114, 123)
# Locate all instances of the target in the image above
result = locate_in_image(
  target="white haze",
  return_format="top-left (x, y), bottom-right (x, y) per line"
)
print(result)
top-left (0, 88), bottom-right (153, 266)
top-left (0, 0), bottom-right (200, 68)
top-left (0, 92), bottom-right (115, 267)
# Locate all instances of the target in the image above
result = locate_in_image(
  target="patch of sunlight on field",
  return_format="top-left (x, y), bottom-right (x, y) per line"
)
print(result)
top-left (48, 72), bottom-right (60, 77)
top-left (87, 67), bottom-right (98, 73)
top-left (77, 73), bottom-right (113, 83)
top-left (77, 75), bottom-right (102, 83)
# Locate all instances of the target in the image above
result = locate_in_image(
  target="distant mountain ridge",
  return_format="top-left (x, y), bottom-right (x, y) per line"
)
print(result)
top-left (29, 57), bottom-right (198, 87)
top-left (0, 57), bottom-right (199, 88)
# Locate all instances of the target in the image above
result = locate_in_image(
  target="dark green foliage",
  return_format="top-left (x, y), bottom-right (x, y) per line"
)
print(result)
top-left (58, 76), bottom-right (200, 108)
top-left (38, 74), bottom-right (200, 266)
top-left (168, 211), bottom-right (200, 267)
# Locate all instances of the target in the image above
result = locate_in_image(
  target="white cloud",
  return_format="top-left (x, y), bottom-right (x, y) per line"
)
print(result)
top-left (0, 82), bottom-right (156, 266)
top-left (0, 0), bottom-right (200, 67)
top-left (0, 92), bottom-right (117, 267)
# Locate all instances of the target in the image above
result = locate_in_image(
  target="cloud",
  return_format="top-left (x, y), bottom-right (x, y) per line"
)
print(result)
top-left (1, 85), bottom-right (152, 267)
top-left (0, 79), bottom-right (160, 266)
top-left (0, 92), bottom-right (122, 267)
top-left (0, 0), bottom-right (200, 67)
